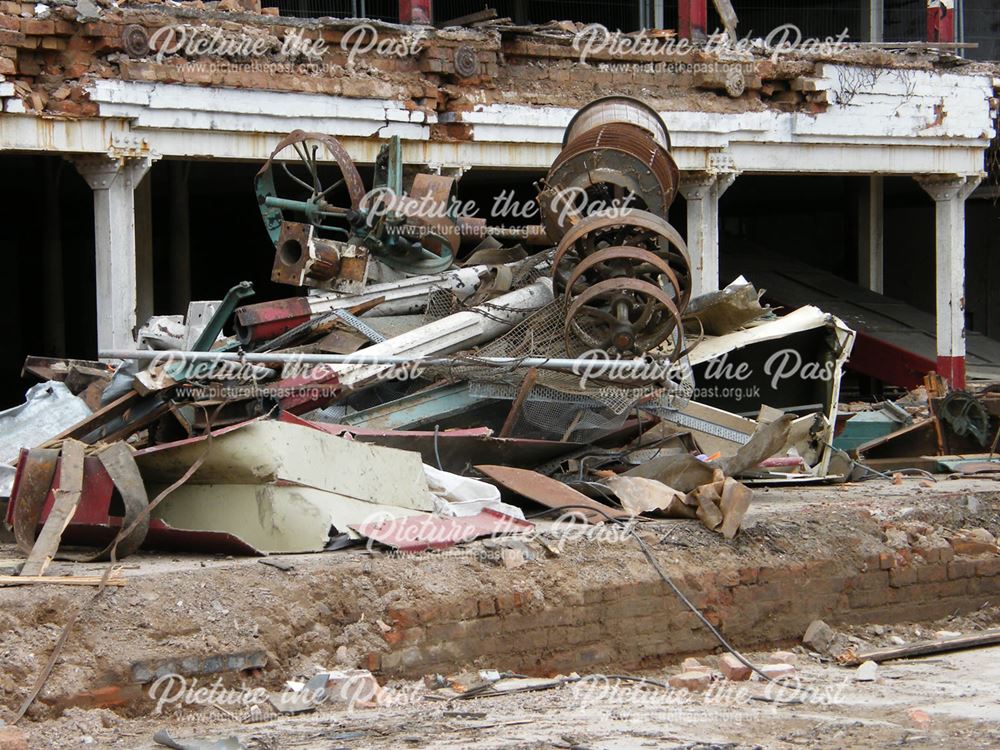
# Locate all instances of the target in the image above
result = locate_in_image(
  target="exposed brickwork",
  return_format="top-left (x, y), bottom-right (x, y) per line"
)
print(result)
top-left (364, 549), bottom-right (1000, 679)
top-left (0, 1), bottom-right (959, 120)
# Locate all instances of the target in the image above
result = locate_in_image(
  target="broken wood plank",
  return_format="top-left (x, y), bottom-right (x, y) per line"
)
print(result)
top-left (499, 367), bottom-right (537, 438)
top-left (39, 390), bottom-right (139, 447)
top-left (712, 0), bottom-right (738, 41)
top-left (841, 628), bottom-right (1000, 666)
top-left (20, 440), bottom-right (85, 577)
top-left (0, 575), bottom-right (126, 587)
top-left (437, 7), bottom-right (498, 27)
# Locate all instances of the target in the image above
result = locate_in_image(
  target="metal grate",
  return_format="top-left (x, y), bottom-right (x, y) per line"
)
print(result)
top-left (266, 0), bottom-right (399, 22)
top-left (883, 0), bottom-right (925, 43)
top-left (433, 0), bottom-right (644, 30)
top-left (715, 1), bottom-right (864, 42)
top-left (964, 0), bottom-right (1000, 62)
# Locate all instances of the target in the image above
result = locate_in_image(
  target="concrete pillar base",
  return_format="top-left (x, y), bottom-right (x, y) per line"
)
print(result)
top-left (678, 170), bottom-right (737, 298)
top-left (915, 173), bottom-right (983, 390)
top-left (73, 155), bottom-right (155, 352)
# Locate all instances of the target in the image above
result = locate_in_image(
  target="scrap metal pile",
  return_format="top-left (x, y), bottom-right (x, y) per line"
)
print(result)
top-left (4, 97), bottom-right (859, 565)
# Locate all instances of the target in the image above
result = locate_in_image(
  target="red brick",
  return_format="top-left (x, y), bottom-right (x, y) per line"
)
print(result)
top-left (477, 597), bottom-right (496, 617)
top-left (878, 552), bottom-right (896, 569)
top-left (948, 559), bottom-right (977, 579)
top-left (20, 19), bottom-right (53, 35)
top-left (668, 671), bottom-right (712, 691)
top-left (0, 726), bottom-right (27, 750)
top-left (975, 557), bottom-right (1000, 577)
top-left (61, 684), bottom-right (140, 709)
top-left (761, 663), bottom-right (796, 679)
top-left (889, 566), bottom-right (917, 587)
top-left (495, 591), bottom-right (524, 614)
top-left (79, 22), bottom-right (117, 37)
top-left (0, 15), bottom-right (18, 31)
top-left (363, 652), bottom-right (382, 672)
top-left (386, 607), bottom-right (419, 628)
top-left (383, 628), bottom-right (406, 646)
top-left (719, 653), bottom-right (751, 681)
top-left (916, 564), bottom-right (947, 583)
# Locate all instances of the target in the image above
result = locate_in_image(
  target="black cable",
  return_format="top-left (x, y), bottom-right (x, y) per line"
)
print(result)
top-left (529, 503), bottom-right (796, 687)
top-left (433, 424), bottom-right (443, 471)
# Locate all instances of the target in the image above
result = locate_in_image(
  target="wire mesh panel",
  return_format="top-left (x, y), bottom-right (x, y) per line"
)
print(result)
top-left (883, 0), bottom-right (926, 43)
top-left (433, 0), bottom-right (644, 29)
top-left (716, 1), bottom-right (865, 41)
top-left (964, 0), bottom-right (1000, 61)
top-left (266, 0), bottom-right (399, 21)
top-left (269, 0), bottom-right (644, 28)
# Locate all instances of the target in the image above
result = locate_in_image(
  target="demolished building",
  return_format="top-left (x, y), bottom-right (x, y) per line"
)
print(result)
top-left (2, 1), bottom-right (1000, 746)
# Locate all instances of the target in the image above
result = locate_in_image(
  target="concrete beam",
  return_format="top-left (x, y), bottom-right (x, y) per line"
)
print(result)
top-left (73, 155), bottom-right (156, 351)
top-left (915, 173), bottom-right (983, 389)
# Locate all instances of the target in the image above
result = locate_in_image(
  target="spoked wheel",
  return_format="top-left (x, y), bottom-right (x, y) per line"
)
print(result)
top-left (255, 130), bottom-right (366, 246)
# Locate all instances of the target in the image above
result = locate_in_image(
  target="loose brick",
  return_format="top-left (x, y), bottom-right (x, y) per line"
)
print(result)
top-left (760, 663), bottom-right (796, 680)
top-left (681, 657), bottom-right (708, 672)
top-left (668, 671), bottom-right (712, 691)
top-left (0, 727), bottom-right (28, 750)
top-left (719, 653), bottom-right (751, 681)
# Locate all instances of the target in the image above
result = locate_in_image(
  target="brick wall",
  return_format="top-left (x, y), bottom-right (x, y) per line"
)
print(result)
top-left (0, 4), bottom-right (851, 119)
top-left (365, 549), bottom-right (1000, 678)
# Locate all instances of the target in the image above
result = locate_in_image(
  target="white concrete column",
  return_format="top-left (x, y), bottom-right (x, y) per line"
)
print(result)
top-left (915, 173), bottom-right (982, 389)
top-left (73, 155), bottom-right (154, 351)
top-left (858, 175), bottom-right (884, 293)
top-left (679, 171), bottom-right (737, 297)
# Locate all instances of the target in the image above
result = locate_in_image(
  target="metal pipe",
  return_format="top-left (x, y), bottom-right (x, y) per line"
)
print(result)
top-left (100, 349), bottom-right (679, 379)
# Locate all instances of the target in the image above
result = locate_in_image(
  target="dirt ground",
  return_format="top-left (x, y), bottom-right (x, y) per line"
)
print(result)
top-left (19, 632), bottom-right (1000, 749)
top-left (2, 475), bottom-right (1000, 748)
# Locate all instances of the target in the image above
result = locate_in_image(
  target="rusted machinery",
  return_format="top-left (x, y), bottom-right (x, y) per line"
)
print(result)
top-left (255, 130), bottom-right (461, 288)
top-left (254, 96), bottom-right (690, 360)
top-left (539, 97), bottom-right (691, 358)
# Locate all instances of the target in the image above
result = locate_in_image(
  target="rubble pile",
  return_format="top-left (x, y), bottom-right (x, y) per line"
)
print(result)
top-left (2, 96), bottom-right (860, 564)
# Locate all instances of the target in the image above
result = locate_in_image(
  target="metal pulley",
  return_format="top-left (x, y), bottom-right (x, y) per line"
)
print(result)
top-left (541, 97), bottom-right (691, 358)
top-left (553, 210), bottom-right (691, 357)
